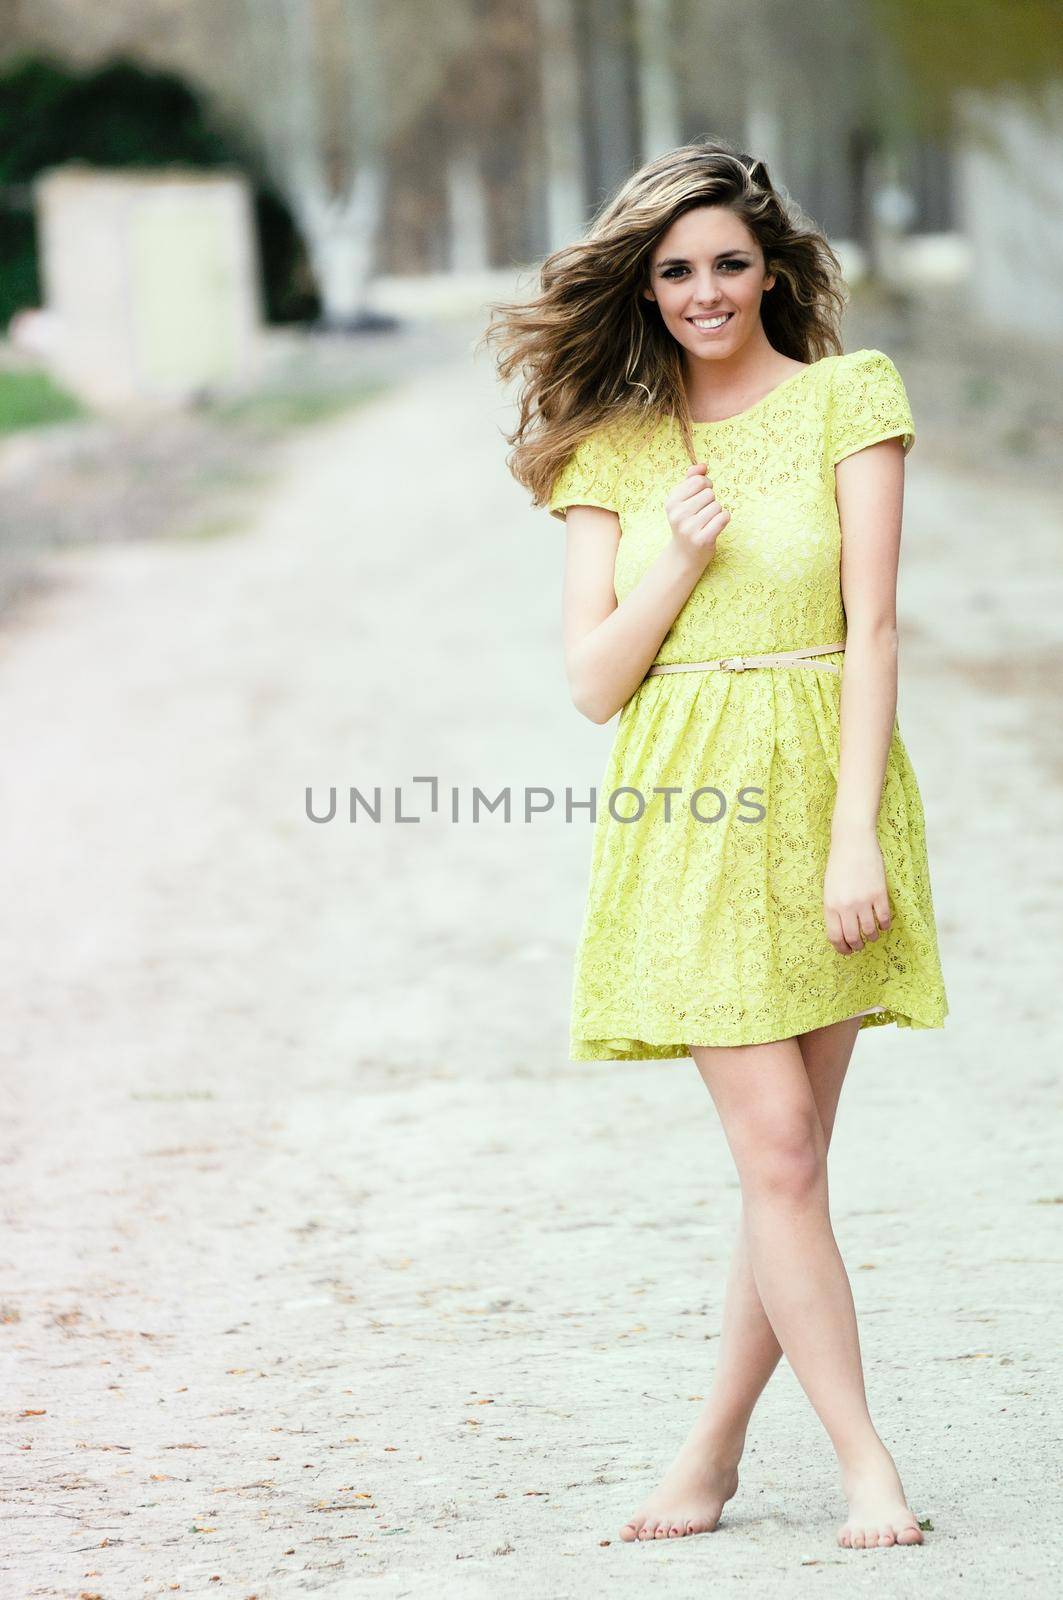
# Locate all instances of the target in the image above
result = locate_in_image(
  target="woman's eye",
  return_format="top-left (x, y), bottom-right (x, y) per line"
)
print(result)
top-left (662, 261), bottom-right (746, 278)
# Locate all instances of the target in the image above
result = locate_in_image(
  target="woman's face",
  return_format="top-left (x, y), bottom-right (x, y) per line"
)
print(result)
top-left (641, 205), bottom-right (774, 360)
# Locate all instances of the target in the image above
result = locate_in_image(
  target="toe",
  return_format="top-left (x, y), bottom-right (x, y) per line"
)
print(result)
top-left (838, 1525), bottom-right (852, 1548)
top-left (896, 1522), bottom-right (923, 1544)
top-left (619, 1520), bottom-right (640, 1543)
top-left (879, 1524), bottom-right (896, 1546)
top-left (852, 1528), bottom-right (866, 1548)
top-left (865, 1528), bottom-right (880, 1548)
top-left (654, 1521), bottom-right (669, 1538)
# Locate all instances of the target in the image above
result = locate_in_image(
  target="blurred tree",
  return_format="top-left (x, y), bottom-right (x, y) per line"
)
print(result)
top-left (582, 0), bottom-right (640, 208)
top-left (675, 0), bottom-right (919, 284)
top-left (535, 0), bottom-right (585, 248)
top-left (215, 0), bottom-right (481, 326)
top-left (0, 54), bottom-right (319, 328)
top-left (434, 0), bottom-right (535, 270)
top-left (634, 0), bottom-right (681, 160)
top-left (460, 0), bottom-right (542, 268)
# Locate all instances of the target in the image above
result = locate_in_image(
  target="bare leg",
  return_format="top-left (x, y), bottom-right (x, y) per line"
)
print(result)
top-left (689, 1029), bottom-right (922, 1550)
top-left (620, 1014), bottom-right (865, 1542)
top-left (694, 1017), bottom-right (865, 1439)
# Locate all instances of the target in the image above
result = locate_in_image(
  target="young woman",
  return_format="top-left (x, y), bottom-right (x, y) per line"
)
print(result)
top-left (483, 140), bottom-right (947, 1551)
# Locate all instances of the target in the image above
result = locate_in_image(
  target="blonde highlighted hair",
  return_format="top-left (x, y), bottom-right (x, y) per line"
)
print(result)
top-left (479, 137), bottom-right (849, 511)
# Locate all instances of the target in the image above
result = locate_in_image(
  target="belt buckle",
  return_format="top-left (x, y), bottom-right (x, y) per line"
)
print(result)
top-left (720, 655), bottom-right (746, 672)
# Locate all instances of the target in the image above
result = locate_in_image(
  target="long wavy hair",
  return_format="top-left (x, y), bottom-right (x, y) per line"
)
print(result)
top-left (479, 137), bottom-right (849, 511)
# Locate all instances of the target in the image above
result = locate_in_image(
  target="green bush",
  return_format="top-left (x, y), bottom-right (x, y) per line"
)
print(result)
top-left (0, 54), bottom-right (320, 329)
top-left (0, 368), bottom-right (83, 432)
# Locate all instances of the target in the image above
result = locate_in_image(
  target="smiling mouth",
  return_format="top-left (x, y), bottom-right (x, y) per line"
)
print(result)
top-left (687, 313), bottom-right (734, 331)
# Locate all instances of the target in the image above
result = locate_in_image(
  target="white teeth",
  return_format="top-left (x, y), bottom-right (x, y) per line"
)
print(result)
top-left (691, 314), bottom-right (731, 329)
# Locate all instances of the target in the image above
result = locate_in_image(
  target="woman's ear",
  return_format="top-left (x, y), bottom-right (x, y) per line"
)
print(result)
top-left (642, 286), bottom-right (656, 302)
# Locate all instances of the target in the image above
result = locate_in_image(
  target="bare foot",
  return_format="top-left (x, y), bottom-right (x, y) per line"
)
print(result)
top-left (619, 1419), bottom-right (743, 1542)
top-left (837, 1444), bottom-right (924, 1549)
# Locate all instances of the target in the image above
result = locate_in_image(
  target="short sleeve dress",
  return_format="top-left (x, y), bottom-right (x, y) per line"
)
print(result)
top-left (548, 347), bottom-right (948, 1060)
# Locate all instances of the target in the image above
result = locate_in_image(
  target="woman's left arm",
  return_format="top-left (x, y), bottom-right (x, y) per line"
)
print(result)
top-left (823, 436), bottom-right (906, 956)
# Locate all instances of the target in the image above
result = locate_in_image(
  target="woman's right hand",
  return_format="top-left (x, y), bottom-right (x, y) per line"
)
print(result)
top-left (665, 462), bottom-right (731, 566)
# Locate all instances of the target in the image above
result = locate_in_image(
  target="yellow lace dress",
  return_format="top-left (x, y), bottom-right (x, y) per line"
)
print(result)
top-left (548, 347), bottom-right (949, 1059)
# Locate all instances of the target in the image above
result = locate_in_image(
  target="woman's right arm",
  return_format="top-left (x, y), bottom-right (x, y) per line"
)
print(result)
top-left (562, 464), bottom-right (730, 724)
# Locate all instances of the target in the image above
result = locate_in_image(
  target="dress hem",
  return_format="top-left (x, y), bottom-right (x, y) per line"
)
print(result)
top-left (569, 996), bottom-right (948, 1061)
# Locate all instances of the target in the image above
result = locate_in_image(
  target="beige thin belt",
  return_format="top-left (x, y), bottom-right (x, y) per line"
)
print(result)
top-left (645, 641), bottom-right (846, 677)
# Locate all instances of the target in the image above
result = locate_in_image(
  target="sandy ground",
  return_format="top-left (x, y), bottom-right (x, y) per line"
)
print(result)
top-left (1, 317), bottom-right (1061, 1599)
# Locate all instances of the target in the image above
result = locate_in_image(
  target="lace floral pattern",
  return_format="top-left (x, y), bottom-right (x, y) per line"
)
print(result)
top-left (548, 349), bottom-right (947, 1059)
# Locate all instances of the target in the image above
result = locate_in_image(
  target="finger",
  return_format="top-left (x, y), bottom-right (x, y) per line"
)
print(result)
top-left (677, 506), bottom-right (721, 541)
top-left (689, 522), bottom-right (724, 550)
top-left (685, 504), bottom-right (726, 541)
top-left (686, 461), bottom-right (708, 477)
top-left (872, 896), bottom-right (892, 932)
top-left (824, 908), bottom-right (849, 955)
top-left (676, 472), bottom-right (714, 502)
top-left (857, 910), bottom-right (879, 941)
top-left (840, 911), bottom-right (864, 952)
top-left (692, 509), bottom-right (729, 542)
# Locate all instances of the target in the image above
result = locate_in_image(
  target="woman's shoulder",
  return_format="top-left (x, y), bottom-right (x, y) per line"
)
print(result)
top-left (825, 347), bottom-right (916, 460)
top-left (547, 410), bottom-right (663, 520)
top-left (568, 412), bottom-right (662, 479)
top-left (584, 411), bottom-right (656, 452)
top-left (553, 413), bottom-right (636, 464)
top-left (822, 347), bottom-right (913, 418)
top-left (828, 347), bottom-right (907, 386)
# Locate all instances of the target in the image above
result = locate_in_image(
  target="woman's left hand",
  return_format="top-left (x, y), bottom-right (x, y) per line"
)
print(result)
top-left (823, 828), bottom-right (891, 955)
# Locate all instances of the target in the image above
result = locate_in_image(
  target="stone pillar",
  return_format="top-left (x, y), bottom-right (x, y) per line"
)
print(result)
top-left (34, 166), bottom-right (262, 409)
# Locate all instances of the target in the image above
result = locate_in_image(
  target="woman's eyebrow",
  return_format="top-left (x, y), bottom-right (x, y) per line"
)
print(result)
top-left (655, 250), bottom-right (752, 267)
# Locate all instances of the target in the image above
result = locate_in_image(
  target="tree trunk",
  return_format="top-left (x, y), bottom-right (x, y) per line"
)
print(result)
top-left (297, 164), bottom-right (385, 324)
top-left (634, 0), bottom-right (681, 158)
top-left (447, 141), bottom-right (490, 273)
top-left (535, 0), bottom-right (585, 247)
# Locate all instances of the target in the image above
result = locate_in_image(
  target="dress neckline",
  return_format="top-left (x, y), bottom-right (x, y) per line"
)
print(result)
top-left (688, 356), bottom-right (828, 427)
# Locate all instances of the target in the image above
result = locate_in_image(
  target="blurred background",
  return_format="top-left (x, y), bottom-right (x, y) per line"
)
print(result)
top-left (2, 3), bottom-right (1062, 1596)
top-left (0, 0), bottom-right (1060, 604)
